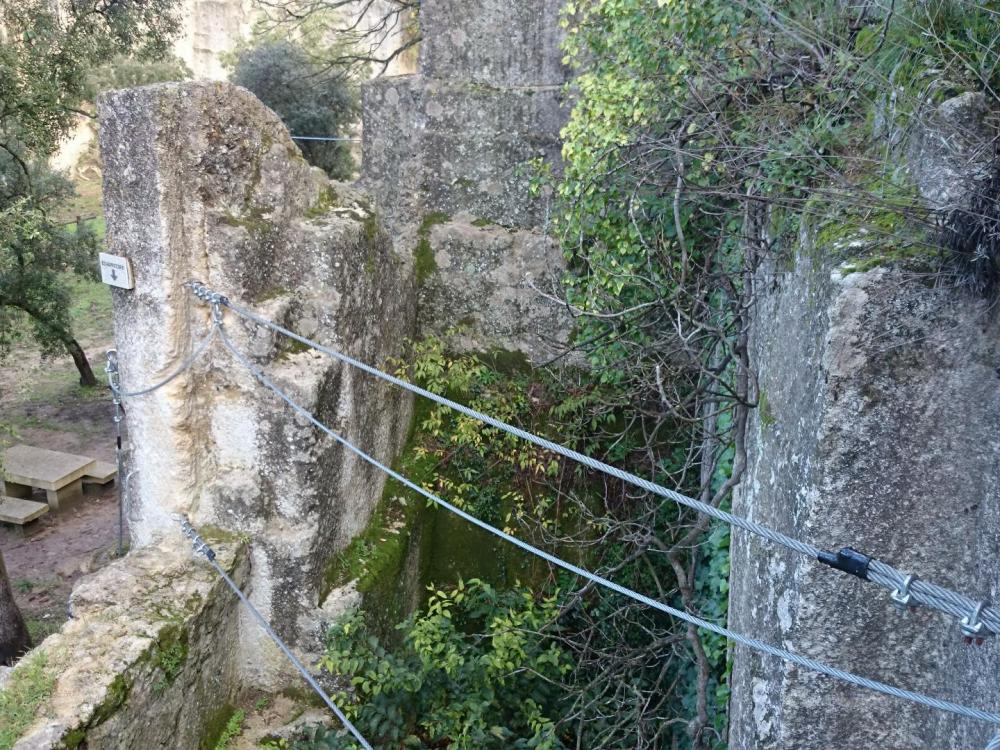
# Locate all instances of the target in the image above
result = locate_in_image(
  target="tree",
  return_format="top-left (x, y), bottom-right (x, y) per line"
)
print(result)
top-left (87, 53), bottom-right (192, 93)
top-left (0, 549), bottom-right (30, 666)
top-left (0, 164), bottom-right (101, 386)
top-left (254, 0), bottom-right (420, 76)
top-left (0, 0), bottom-right (181, 385)
top-left (231, 38), bottom-right (360, 180)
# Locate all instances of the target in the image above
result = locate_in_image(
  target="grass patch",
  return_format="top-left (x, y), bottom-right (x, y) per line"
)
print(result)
top-left (0, 651), bottom-right (55, 750)
top-left (61, 216), bottom-right (106, 241)
top-left (213, 708), bottom-right (246, 750)
top-left (13, 366), bottom-right (110, 407)
top-left (53, 167), bottom-right (103, 226)
top-left (65, 272), bottom-right (113, 346)
top-left (152, 641), bottom-right (187, 693)
top-left (7, 414), bottom-right (98, 437)
top-left (25, 617), bottom-right (63, 644)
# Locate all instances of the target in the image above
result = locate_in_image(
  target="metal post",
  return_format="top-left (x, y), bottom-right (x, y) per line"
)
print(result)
top-left (105, 350), bottom-right (126, 557)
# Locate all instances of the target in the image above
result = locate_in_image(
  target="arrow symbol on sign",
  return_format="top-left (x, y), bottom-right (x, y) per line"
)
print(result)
top-left (110, 268), bottom-right (118, 281)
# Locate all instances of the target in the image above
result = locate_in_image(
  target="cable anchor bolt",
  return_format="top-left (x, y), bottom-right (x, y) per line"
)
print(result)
top-left (960, 600), bottom-right (991, 646)
top-left (890, 573), bottom-right (918, 610)
top-left (175, 514), bottom-right (216, 561)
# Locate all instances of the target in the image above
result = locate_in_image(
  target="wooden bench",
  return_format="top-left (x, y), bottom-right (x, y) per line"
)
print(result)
top-left (0, 496), bottom-right (49, 535)
top-left (3, 444), bottom-right (97, 512)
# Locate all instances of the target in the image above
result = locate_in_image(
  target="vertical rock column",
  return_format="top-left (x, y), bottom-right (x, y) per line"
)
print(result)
top-left (99, 81), bottom-right (414, 686)
top-left (360, 0), bottom-right (574, 362)
top-left (729, 249), bottom-right (1000, 748)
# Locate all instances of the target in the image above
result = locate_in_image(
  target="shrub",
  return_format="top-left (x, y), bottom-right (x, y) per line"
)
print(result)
top-left (231, 40), bottom-right (359, 180)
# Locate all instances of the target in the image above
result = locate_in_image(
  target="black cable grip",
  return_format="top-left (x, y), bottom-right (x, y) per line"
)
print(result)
top-left (817, 547), bottom-right (871, 580)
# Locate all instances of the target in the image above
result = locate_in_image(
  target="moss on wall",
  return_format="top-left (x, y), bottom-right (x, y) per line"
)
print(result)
top-left (89, 674), bottom-right (132, 727)
top-left (319, 349), bottom-right (576, 641)
top-left (758, 389), bottom-right (776, 429)
top-left (199, 702), bottom-right (237, 750)
top-left (305, 186), bottom-right (341, 218)
top-left (806, 173), bottom-right (939, 276)
top-left (414, 212), bottom-right (451, 285)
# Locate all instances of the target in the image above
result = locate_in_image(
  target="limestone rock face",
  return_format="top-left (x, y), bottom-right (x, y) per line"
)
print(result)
top-left (418, 218), bottom-right (568, 361)
top-left (173, 0), bottom-right (253, 80)
top-left (363, 77), bottom-right (566, 233)
top-left (908, 92), bottom-right (999, 212)
top-left (728, 246), bottom-right (1000, 748)
top-left (98, 81), bottom-right (415, 686)
top-left (361, 0), bottom-right (573, 361)
top-left (418, 0), bottom-right (566, 86)
top-left (13, 540), bottom-right (246, 749)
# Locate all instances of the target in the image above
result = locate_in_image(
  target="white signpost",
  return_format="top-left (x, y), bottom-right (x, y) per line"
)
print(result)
top-left (99, 252), bottom-right (135, 290)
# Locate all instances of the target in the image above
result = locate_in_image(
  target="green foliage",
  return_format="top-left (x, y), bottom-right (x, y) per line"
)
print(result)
top-left (317, 579), bottom-right (572, 749)
top-left (0, 1), bottom-right (180, 155)
top-left (859, 0), bottom-right (1000, 98)
top-left (87, 54), bottom-right (192, 94)
top-left (152, 633), bottom-right (188, 693)
top-left (0, 651), bottom-right (55, 750)
top-left (552, 5), bottom-right (1000, 746)
top-left (213, 708), bottom-right (246, 750)
top-left (0, 0), bottom-right (181, 378)
top-left (24, 618), bottom-right (61, 645)
top-left (395, 336), bottom-right (616, 535)
top-left (230, 39), bottom-right (359, 180)
top-left (0, 188), bottom-right (100, 360)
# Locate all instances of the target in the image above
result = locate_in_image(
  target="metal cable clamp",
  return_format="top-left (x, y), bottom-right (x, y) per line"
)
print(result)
top-left (176, 514), bottom-right (216, 561)
top-left (891, 573), bottom-right (918, 610)
top-left (961, 601), bottom-right (991, 645)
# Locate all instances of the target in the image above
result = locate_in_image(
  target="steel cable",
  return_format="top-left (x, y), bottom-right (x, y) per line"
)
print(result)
top-left (212, 290), bottom-right (1000, 639)
top-left (214, 322), bottom-right (1000, 740)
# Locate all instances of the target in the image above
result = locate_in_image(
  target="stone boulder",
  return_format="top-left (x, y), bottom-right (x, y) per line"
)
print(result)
top-left (13, 539), bottom-right (246, 749)
top-left (908, 91), bottom-right (999, 212)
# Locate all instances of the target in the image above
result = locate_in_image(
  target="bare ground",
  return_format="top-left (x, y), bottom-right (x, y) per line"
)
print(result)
top-left (0, 278), bottom-right (119, 644)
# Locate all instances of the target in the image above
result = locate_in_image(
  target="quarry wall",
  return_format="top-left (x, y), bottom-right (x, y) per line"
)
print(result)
top-left (362, 0), bottom-right (573, 362)
top-left (173, 0), bottom-right (254, 81)
top-left (729, 94), bottom-right (1000, 748)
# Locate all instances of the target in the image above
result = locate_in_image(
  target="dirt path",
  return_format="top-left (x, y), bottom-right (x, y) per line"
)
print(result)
top-left (1, 485), bottom-right (123, 642)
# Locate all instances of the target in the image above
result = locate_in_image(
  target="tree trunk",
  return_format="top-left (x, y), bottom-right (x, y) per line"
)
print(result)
top-left (66, 338), bottom-right (98, 387)
top-left (0, 550), bottom-right (31, 665)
